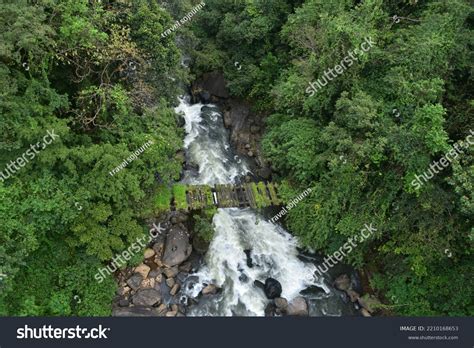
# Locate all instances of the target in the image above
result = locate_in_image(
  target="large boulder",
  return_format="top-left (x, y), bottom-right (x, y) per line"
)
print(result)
top-left (287, 297), bottom-right (309, 316)
top-left (162, 226), bottom-right (192, 267)
top-left (194, 71), bottom-right (230, 99)
top-left (132, 289), bottom-right (161, 307)
top-left (264, 278), bottom-right (282, 299)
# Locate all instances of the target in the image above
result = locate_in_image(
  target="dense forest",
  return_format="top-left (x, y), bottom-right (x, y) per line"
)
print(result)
top-left (0, 0), bottom-right (473, 317)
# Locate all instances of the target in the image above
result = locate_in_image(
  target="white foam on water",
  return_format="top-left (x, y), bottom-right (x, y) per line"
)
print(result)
top-left (176, 96), bottom-right (337, 317)
top-left (186, 208), bottom-right (326, 316)
top-left (177, 97), bottom-right (250, 185)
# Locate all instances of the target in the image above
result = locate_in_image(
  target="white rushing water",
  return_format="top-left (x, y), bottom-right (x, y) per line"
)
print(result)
top-left (175, 97), bottom-right (338, 316)
top-left (175, 97), bottom-right (250, 185)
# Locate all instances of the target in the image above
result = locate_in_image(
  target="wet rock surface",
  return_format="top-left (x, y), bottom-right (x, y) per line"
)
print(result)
top-left (162, 225), bottom-right (192, 267)
top-left (287, 297), bottom-right (309, 316)
top-left (133, 289), bottom-right (161, 307)
top-left (113, 215), bottom-right (200, 317)
top-left (263, 278), bottom-right (282, 299)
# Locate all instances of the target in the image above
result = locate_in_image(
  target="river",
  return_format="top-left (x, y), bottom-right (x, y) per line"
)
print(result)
top-left (175, 96), bottom-right (357, 316)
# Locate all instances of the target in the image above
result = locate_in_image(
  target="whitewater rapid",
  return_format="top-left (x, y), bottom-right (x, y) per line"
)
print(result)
top-left (175, 97), bottom-right (350, 316)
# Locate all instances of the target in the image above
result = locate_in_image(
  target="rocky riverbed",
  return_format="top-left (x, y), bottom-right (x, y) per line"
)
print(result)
top-left (112, 211), bottom-right (199, 317)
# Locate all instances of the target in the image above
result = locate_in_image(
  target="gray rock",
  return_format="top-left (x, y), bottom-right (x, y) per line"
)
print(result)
top-left (126, 274), bottom-right (143, 291)
top-left (163, 266), bottom-right (179, 278)
top-left (166, 277), bottom-right (175, 288)
top-left (112, 306), bottom-right (160, 317)
top-left (299, 285), bottom-right (326, 296)
top-left (263, 278), bottom-right (282, 299)
top-left (149, 268), bottom-right (162, 278)
top-left (334, 274), bottom-right (351, 291)
top-left (274, 297), bottom-right (288, 311)
top-left (132, 289), bottom-right (161, 307)
top-left (287, 297), bottom-right (309, 316)
top-left (134, 264), bottom-right (150, 279)
top-left (162, 226), bottom-right (192, 267)
top-left (174, 273), bottom-right (186, 285)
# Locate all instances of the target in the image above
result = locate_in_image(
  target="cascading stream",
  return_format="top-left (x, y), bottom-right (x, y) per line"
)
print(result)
top-left (175, 96), bottom-right (353, 316)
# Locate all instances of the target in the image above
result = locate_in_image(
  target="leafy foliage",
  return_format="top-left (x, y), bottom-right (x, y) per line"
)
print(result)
top-left (0, 0), bottom-right (185, 315)
top-left (191, 0), bottom-right (474, 316)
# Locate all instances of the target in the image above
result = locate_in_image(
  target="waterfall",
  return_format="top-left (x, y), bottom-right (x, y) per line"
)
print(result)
top-left (175, 96), bottom-right (355, 316)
